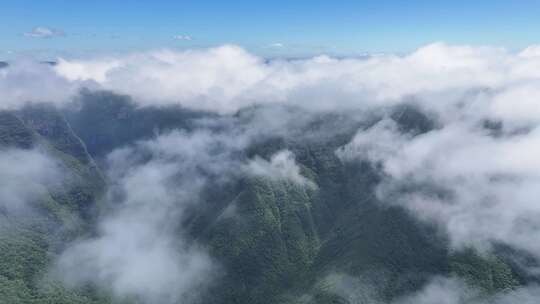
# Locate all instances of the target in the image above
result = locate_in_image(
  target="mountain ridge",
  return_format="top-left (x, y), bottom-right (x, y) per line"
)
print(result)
top-left (0, 91), bottom-right (532, 304)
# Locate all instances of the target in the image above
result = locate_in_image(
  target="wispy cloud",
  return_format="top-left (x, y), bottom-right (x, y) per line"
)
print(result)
top-left (268, 42), bottom-right (284, 48)
top-left (24, 26), bottom-right (65, 38)
top-left (245, 150), bottom-right (315, 188)
top-left (173, 34), bottom-right (192, 41)
top-left (54, 131), bottom-right (224, 304)
top-left (0, 149), bottom-right (61, 215)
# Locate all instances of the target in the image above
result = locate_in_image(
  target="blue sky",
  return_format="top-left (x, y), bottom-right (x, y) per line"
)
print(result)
top-left (1, 0), bottom-right (540, 59)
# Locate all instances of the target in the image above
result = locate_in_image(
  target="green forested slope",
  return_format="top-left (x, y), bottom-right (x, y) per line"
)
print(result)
top-left (0, 108), bottom-right (110, 304)
top-left (0, 97), bottom-right (530, 304)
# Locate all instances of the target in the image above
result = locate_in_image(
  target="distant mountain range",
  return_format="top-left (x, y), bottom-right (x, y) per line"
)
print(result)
top-left (0, 61), bottom-right (57, 68)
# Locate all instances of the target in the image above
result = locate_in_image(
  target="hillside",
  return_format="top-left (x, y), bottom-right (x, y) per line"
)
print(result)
top-left (0, 106), bottom-right (109, 304)
top-left (0, 93), bottom-right (534, 304)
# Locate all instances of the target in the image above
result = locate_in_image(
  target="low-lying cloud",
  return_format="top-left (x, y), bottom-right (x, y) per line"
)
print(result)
top-left (395, 277), bottom-right (540, 304)
top-left (53, 114), bottom-right (326, 303)
top-left (338, 111), bottom-right (540, 256)
top-left (55, 155), bottom-right (214, 304)
top-left (4, 41), bottom-right (540, 259)
top-left (54, 130), bottom-right (239, 303)
top-left (55, 124), bottom-right (300, 303)
top-left (47, 42), bottom-right (540, 115)
top-left (245, 149), bottom-right (315, 187)
top-left (0, 148), bottom-right (61, 215)
top-left (0, 61), bottom-right (82, 110)
top-left (3, 42), bottom-right (540, 302)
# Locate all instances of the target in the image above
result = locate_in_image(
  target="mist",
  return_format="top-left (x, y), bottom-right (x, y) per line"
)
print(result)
top-left (0, 148), bottom-right (61, 216)
top-left (3, 42), bottom-right (540, 303)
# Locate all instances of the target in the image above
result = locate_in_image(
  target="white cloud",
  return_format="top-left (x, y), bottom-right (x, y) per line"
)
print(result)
top-left (0, 42), bottom-right (537, 116)
top-left (489, 83), bottom-right (540, 125)
top-left (519, 45), bottom-right (540, 58)
top-left (55, 159), bottom-right (214, 304)
top-left (53, 120), bottom-right (319, 303)
top-left (173, 35), bottom-right (193, 41)
top-left (55, 58), bottom-right (121, 82)
top-left (24, 26), bottom-right (65, 38)
top-left (269, 43), bottom-right (284, 48)
top-left (394, 277), bottom-right (540, 304)
top-left (54, 45), bottom-right (268, 113)
top-left (54, 131), bottom-right (225, 304)
top-left (44, 42), bottom-right (540, 115)
top-left (394, 277), bottom-right (477, 304)
top-left (54, 126), bottom-right (258, 303)
top-left (336, 118), bottom-right (410, 164)
top-left (0, 61), bottom-right (83, 109)
top-left (0, 149), bottom-right (61, 214)
top-left (245, 150), bottom-right (315, 187)
top-left (338, 115), bottom-right (540, 255)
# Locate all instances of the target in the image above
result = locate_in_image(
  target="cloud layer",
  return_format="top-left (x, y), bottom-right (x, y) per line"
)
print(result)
top-left (0, 61), bottom-right (82, 110)
top-left (5, 42), bottom-right (540, 258)
top-left (4, 42), bottom-right (540, 302)
top-left (1, 42), bottom-right (540, 117)
top-left (46, 42), bottom-right (540, 115)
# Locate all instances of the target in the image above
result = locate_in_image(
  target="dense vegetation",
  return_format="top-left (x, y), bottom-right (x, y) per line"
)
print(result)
top-left (0, 92), bottom-right (533, 304)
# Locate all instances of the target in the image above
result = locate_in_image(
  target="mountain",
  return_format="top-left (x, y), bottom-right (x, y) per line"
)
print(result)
top-left (63, 89), bottom-right (210, 159)
top-left (0, 62), bottom-right (55, 69)
top-left (0, 105), bottom-right (109, 304)
top-left (0, 92), bottom-right (532, 304)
